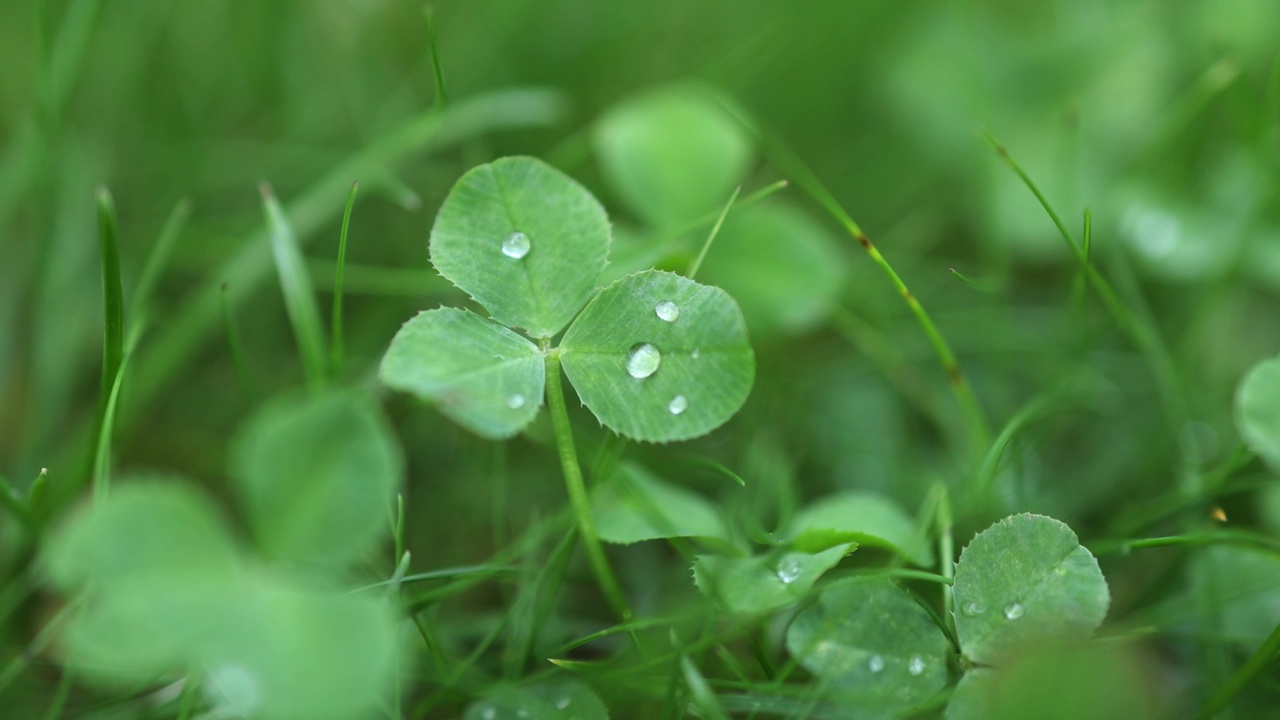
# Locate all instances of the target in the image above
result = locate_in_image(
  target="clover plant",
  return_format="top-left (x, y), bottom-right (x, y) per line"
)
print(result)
top-left (42, 390), bottom-right (403, 720)
top-left (380, 155), bottom-right (755, 615)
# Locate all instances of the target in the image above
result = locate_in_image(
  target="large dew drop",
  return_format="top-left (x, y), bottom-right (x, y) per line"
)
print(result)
top-left (668, 394), bottom-right (688, 415)
top-left (655, 300), bottom-right (680, 322)
top-left (775, 557), bottom-right (801, 584)
top-left (867, 655), bottom-right (886, 673)
top-left (626, 343), bottom-right (661, 379)
top-left (502, 231), bottom-right (531, 259)
top-left (507, 394), bottom-right (526, 410)
top-left (1003, 602), bottom-right (1025, 620)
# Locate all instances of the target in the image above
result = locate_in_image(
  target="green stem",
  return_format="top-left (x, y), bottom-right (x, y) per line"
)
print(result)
top-left (543, 349), bottom-right (632, 622)
top-left (753, 131), bottom-right (991, 456)
top-left (330, 182), bottom-right (358, 375)
top-left (936, 485), bottom-right (957, 640)
top-left (1196, 619), bottom-right (1280, 720)
top-left (687, 185), bottom-right (741, 280)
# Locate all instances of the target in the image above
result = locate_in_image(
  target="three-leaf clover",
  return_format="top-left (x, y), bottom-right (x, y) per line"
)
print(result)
top-left (42, 390), bottom-right (403, 720)
top-left (380, 156), bottom-right (755, 443)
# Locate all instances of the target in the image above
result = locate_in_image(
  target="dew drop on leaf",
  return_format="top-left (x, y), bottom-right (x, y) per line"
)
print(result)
top-left (556, 697), bottom-right (572, 710)
top-left (655, 300), bottom-right (680, 322)
top-left (481, 707), bottom-right (496, 720)
top-left (1003, 602), bottom-right (1025, 620)
top-left (961, 601), bottom-right (984, 617)
top-left (867, 654), bottom-right (885, 673)
top-left (907, 655), bottom-right (925, 676)
top-left (502, 231), bottom-right (530, 259)
top-left (626, 342), bottom-right (661, 379)
top-left (668, 394), bottom-right (688, 415)
top-left (507, 394), bottom-right (526, 410)
top-left (775, 557), bottom-right (801, 584)
top-left (691, 348), bottom-right (701, 360)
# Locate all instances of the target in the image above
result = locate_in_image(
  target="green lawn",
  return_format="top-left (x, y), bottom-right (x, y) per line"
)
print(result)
top-left (2, 1), bottom-right (1280, 718)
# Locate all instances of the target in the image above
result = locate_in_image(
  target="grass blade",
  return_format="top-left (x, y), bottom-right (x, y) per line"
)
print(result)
top-left (96, 188), bottom-right (124, 416)
top-left (220, 283), bottom-right (257, 402)
top-left (982, 133), bottom-right (1192, 458)
top-left (126, 197), bottom-right (191, 347)
top-left (682, 655), bottom-right (730, 720)
top-left (424, 6), bottom-right (447, 109)
top-left (735, 114), bottom-right (991, 455)
top-left (687, 185), bottom-right (741, 280)
top-left (261, 183), bottom-right (328, 390)
top-left (1196, 620), bottom-right (1280, 720)
top-left (91, 352), bottom-right (129, 500)
top-left (91, 188), bottom-right (124, 500)
top-left (330, 182), bottom-right (358, 375)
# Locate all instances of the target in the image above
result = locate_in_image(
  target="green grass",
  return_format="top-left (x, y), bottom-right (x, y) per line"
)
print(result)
top-left (4, 1), bottom-right (1280, 719)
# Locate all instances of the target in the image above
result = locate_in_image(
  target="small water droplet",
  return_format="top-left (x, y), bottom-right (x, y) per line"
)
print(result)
top-left (1003, 602), bottom-right (1025, 620)
top-left (493, 354), bottom-right (506, 360)
top-left (691, 348), bottom-right (701, 360)
top-left (517, 711), bottom-right (530, 719)
top-left (908, 655), bottom-right (925, 676)
top-left (507, 394), bottom-right (526, 410)
top-left (556, 697), bottom-right (572, 710)
top-left (502, 231), bottom-right (530, 259)
top-left (961, 601), bottom-right (984, 617)
top-left (655, 300), bottom-right (680, 322)
top-left (775, 558), bottom-right (801, 584)
top-left (626, 343), bottom-right (661, 379)
top-left (868, 654), bottom-right (885, 673)
top-left (668, 394), bottom-right (688, 415)
top-left (481, 707), bottom-right (496, 720)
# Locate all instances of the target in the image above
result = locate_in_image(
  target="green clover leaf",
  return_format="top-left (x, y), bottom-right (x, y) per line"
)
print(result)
top-left (952, 514), bottom-right (1110, 666)
top-left (382, 157), bottom-right (755, 444)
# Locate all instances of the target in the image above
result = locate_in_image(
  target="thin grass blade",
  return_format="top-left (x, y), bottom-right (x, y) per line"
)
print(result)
top-left (261, 183), bottom-right (328, 390)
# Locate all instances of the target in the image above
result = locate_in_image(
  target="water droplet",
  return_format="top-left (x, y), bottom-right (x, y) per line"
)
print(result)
top-left (907, 655), bottom-right (925, 676)
top-left (507, 394), bottom-right (526, 410)
top-left (775, 558), bottom-right (801, 584)
top-left (502, 231), bottom-right (530, 259)
top-left (668, 394), bottom-right (688, 415)
top-left (1003, 602), bottom-right (1025, 620)
top-left (626, 343), bottom-right (661, 379)
top-left (691, 348), bottom-right (701, 360)
top-left (481, 707), bottom-right (496, 720)
top-left (556, 697), bottom-right (572, 710)
top-left (517, 711), bottom-right (530, 719)
top-left (961, 601), bottom-right (984, 617)
top-left (655, 300), bottom-right (680, 322)
top-left (868, 654), bottom-right (885, 673)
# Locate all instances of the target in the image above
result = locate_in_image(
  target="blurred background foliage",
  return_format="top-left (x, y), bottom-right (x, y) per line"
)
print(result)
top-left (2, 0), bottom-right (1280, 716)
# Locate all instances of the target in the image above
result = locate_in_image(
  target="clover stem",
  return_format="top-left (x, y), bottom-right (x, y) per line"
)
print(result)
top-left (543, 349), bottom-right (633, 622)
top-left (935, 484), bottom-right (957, 643)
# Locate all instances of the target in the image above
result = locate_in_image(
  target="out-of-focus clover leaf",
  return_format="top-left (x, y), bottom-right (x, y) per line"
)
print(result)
top-left (594, 84), bottom-right (752, 228)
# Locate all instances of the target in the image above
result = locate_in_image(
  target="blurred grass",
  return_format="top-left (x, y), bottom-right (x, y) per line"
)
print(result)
top-left (2, 0), bottom-right (1280, 716)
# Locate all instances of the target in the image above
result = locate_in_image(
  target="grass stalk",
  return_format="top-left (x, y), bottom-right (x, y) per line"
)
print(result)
top-left (261, 183), bottom-right (328, 390)
top-left (750, 129), bottom-right (991, 456)
top-left (330, 182), bottom-right (358, 374)
top-left (1196, 619), bottom-right (1280, 720)
top-left (543, 349), bottom-right (632, 622)
top-left (687, 185), bottom-right (741, 280)
top-left (424, 6), bottom-right (448, 109)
